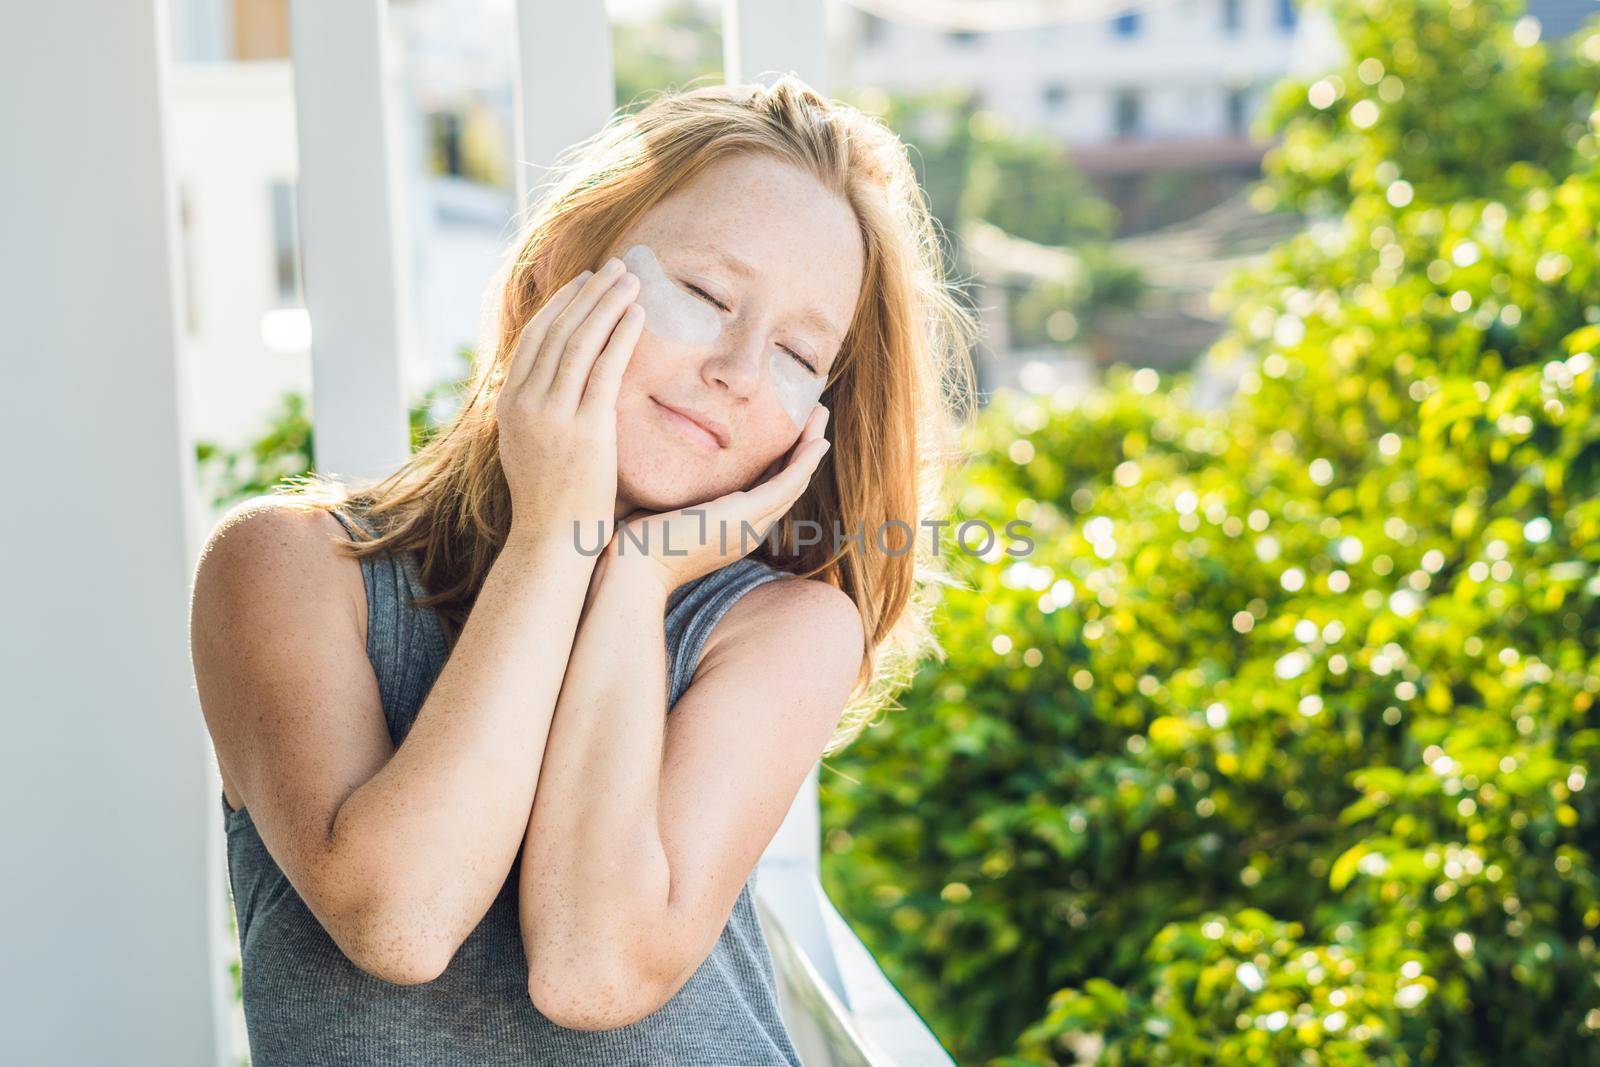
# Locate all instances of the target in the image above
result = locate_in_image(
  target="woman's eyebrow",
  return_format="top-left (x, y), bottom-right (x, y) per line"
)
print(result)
top-left (704, 244), bottom-right (844, 347)
top-left (797, 308), bottom-right (843, 349)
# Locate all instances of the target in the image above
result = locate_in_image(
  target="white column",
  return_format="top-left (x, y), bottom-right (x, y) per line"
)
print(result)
top-left (0, 1), bottom-right (223, 1064)
top-left (723, 0), bottom-right (830, 91)
top-left (288, 0), bottom-right (415, 483)
top-left (512, 0), bottom-right (617, 217)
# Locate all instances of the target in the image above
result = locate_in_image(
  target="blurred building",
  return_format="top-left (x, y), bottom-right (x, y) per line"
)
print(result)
top-left (166, 0), bottom-right (515, 451)
top-left (841, 0), bottom-right (1301, 146)
top-left (835, 0), bottom-right (1332, 233)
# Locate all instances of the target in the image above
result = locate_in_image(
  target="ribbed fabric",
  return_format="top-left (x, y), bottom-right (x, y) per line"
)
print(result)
top-left (221, 505), bottom-right (803, 1066)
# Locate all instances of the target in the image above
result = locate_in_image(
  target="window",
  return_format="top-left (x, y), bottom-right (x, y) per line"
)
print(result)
top-left (268, 179), bottom-right (302, 305)
top-left (1221, 0), bottom-right (1241, 35)
top-left (1277, 0), bottom-right (1298, 31)
top-left (1042, 83), bottom-right (1068, 111)
top-left (1226, 86), bottom-right (1248, 134)
top-left (429, 111), bottom-right (464, 178)
top-left (1113, 89), bottom-right (1142, 137)
top-left (1110, 10), bottom-right (1141, 37)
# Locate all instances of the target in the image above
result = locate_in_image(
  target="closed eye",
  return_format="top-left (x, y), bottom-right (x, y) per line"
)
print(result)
top-left (686, 282), bottom-right (819, 374)
top-left (780, 343), bottom-right (819, 375)
top-left (685, 282), bottom-right (729, 312)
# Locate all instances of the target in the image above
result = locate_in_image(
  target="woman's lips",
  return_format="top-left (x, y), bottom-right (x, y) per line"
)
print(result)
top-left (653, 398), bottom-right (723, 450)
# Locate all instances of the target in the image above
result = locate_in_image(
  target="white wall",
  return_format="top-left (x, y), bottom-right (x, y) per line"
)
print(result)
top-left (0, 1), bottom-right (225, 1062)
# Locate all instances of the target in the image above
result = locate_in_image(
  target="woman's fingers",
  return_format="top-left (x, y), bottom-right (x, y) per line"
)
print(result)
top-left (577, 302), bottom-right (646, 417)
top-left (551, 269), bottom-right (641, 408)
top-left (531, 258), bottom-right (632, 399)
top-left (750, 436), bottom-right (831, 528)
top-left (723, 408), bottom-right (831, 534)
top-left (758, 404), bottom-right (828, 496)
top-left (749, 404), bottom-right (824, 486)
top-left (505, 270), bottom-right (591, 394)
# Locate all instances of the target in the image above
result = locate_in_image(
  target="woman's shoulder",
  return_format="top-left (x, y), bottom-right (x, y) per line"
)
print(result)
top-left (199, 494), bottom-right (361, 569)
top-left (194, 495), bottom-right (369, 646)
top-left (691, 558), bottom-right (862, 668)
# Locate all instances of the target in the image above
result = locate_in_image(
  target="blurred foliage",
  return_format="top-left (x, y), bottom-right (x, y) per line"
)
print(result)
top-left (960, 115), bottom-right (1120, 247)
top-left (196, 346), bottom-right (474, 512)
top-left (1256, 0), bottom-right (1600, 215)
top-left (194, 390), bottom-right (313, 510)
top-left (457, 101), bottom-right (510, 187)
top-left (819, 1), bottom-right (1600, 1064)
top-left (424, 101), bottom-right (509, 186)
top-left (1010, 247), bottom-right (1149, 349)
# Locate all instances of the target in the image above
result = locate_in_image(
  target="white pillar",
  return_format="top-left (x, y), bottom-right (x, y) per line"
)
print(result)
top-left (723, 0), bottom-right (830, 92)
top-left (288, 0), bottom-right (415, 483)
top-left (512, 0), bottom-right (617, 217)
top-left (0, 1), bottom-right (223, 1064)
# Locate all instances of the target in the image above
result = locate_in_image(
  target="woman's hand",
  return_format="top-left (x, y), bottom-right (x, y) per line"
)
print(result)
top-left (601, 403), bottom-right (832, 595)
top-left (497, 258), bottom-right (643, 546)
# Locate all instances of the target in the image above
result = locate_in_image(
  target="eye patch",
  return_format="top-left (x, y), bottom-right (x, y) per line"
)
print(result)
top-left (621, 242), bottom-right (826, 429)
top-left (621, 243), bottom-right (721, 346)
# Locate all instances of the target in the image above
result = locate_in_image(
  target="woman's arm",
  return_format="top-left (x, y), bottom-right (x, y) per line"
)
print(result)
top-left (518, 550), bottom-right (864, 1030)
top-left (305, 521), bottom-right (599, 970)
top-left (194, 502), bottom-right (597, 983)
top-left (195, 264), bottom-right (645, 984)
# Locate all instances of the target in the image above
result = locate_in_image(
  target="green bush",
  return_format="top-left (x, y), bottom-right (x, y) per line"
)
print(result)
top-left (818, 2), bottom-right (1600, 1063)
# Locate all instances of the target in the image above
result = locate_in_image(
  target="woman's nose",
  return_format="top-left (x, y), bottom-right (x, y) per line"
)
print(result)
top-left (703, 324), bottom-right (766, 395)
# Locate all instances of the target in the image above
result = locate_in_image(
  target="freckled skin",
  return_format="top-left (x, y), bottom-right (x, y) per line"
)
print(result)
top-left (602, 153), bottom-right (865, 514)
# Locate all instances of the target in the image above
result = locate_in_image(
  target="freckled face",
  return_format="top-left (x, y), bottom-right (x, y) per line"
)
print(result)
top-left (603, 153), bottom-right (864, 514)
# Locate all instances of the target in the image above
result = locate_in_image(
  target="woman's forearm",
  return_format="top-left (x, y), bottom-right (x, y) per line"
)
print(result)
top-left (519, 551), bottom-right (677, 998)
top-left (327, 526), bottom-right (598, 975)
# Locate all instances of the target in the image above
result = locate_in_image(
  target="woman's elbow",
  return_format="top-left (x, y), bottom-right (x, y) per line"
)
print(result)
top-left (328, 891), bottom-right (459, 987)
top-left (347, 947), bottom-right (448, 991)
top-left (347, 943), bottom-right (449, 987)
top-left (527, 958), bottom-right (665, 1032)
top-left (302, 844), bottom-right (460, 985)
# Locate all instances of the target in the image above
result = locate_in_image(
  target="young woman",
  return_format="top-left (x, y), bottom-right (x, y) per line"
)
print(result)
top-left (191, 75), bottom-right (976, 1065)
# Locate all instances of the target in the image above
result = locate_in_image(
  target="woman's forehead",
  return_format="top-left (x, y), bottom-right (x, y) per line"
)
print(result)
top-left (638, 157), bottom-right (856, 249)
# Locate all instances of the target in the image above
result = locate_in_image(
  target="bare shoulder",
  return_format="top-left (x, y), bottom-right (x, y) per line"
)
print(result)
top-left (699, 570), bottom-right (865, 683)
top-left (192, 495), bottom-right (367, 647)
top-left (190, 496), bottom-right (373, 812)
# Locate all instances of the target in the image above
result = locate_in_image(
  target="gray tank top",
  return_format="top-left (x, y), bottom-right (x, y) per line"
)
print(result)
top-left (221, 505), bottom-right (804, 1066)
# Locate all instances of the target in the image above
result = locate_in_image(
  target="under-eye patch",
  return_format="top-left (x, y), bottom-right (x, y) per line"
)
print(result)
top-left (766, 341), bottom-right (826, 429)
top-left (621, 242), bottom-right (826, 429)
top-left (622, 243), bottom-right (721, 346)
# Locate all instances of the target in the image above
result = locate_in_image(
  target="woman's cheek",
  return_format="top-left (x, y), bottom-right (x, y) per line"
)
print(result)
top-left (616, 330), bottom-right (669, 393)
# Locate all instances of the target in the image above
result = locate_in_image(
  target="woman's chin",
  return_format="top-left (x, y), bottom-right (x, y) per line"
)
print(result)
top-left (617, 466), bottom-right (717, 515)
top-left (617, 433), bottom-right (740, 513)
top-left (624, 457), bottom-right (768, 515)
